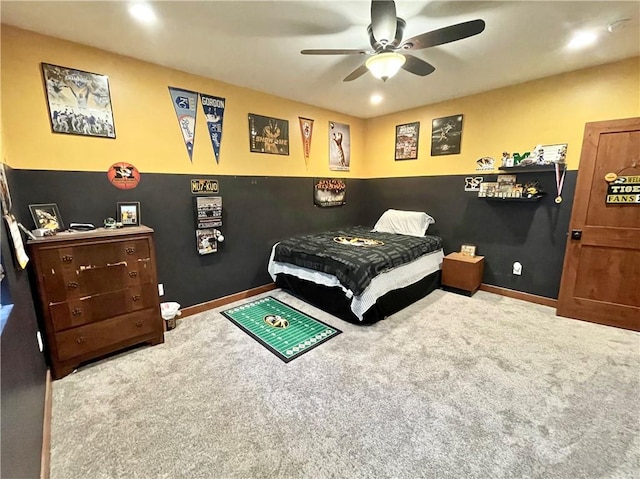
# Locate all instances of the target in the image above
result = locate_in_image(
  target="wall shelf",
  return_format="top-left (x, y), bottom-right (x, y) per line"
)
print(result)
top-left (483, 196), bottom-right (545, 202)
top-left (498, 164), bottom-right (564, 173)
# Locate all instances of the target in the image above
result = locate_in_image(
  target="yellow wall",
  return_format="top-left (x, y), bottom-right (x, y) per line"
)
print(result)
top-left (2, 25), bottom-right (638, 179)
top-left (0, 25), bottom-right (366, 177)
top-left (364, 56), bottom-right (640, 177)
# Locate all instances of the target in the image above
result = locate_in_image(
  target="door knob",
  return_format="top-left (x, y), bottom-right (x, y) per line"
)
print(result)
top-left (571, 230), bottom-right (582, 240)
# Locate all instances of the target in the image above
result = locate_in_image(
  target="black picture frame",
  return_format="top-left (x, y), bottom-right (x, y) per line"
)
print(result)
top-left (41, 62), bottom-right (116, 138)
top-left (117, 202), bottom-right (140, 226)
top-left (29, 203), bottom-right (64, 231)
top-left (431, 114), bottom-right (463, 156)
top-left (395, 122), bottom-right (420, 160)
top-left (248, 113), bottom-right (289, 155)
top-left (193, 196), bottom-right (222, 229)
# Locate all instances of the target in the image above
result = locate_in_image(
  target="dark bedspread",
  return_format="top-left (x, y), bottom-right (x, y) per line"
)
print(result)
top-left (273, 226), bottom-right (442, 296)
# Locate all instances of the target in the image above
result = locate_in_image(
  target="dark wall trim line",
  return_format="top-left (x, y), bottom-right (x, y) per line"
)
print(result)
top-left (181, 283), bottom-right (277, 318)
top-left (41, 369), bottom-right (51, 479)
top-left (480, 284), bottom-right (558, 308)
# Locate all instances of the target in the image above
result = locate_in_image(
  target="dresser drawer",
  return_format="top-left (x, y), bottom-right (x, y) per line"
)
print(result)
top-left (49, 283), bottom-right (159, 331)
top-left (43, 263), bottom-right (128, 302)
top-left (128, 258), bottom-right (156, 285)
top-left (39, 239), bottom-right (151, 273)
top-left (55, 309), bottom-right (159, 362)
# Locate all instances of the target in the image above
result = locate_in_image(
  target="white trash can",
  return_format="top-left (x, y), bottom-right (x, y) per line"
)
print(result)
top-left (161, 302), bottom-right (181, 331)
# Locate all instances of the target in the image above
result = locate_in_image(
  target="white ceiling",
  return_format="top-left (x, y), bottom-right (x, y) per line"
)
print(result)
top-left (1, 1), bottom-right (639, 119)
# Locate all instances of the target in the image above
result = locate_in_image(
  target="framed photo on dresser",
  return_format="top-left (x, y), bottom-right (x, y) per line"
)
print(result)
top-left (29, 203), bottom-right (64, 231)
top-left (117, 202), bottom-right (140, 226)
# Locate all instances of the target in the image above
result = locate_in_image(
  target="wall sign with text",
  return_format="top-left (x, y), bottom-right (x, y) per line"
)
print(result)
top-left (606, 175), bottom-right (640, 204)
top-left (191, 179), bottom-right (219, 194)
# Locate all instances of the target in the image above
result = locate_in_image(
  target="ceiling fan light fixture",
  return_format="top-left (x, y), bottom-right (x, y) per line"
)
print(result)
top-left (365, 52), bottom-right (406, 81)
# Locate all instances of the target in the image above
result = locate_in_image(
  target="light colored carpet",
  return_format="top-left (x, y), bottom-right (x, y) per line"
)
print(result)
top-left (50, 289), bottom-right (640, 479)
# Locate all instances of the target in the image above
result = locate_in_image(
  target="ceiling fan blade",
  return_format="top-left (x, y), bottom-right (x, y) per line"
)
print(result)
top-left (370, 0), bottom-right (397, 44)
top-left (343, 64), bottom-right (369, 82)
top-left (301, 49), bottom-right (370, 55)
top-left (401, 19), bottom-right (486, 50)
top-left (401, 54), bottom-right (436, 76)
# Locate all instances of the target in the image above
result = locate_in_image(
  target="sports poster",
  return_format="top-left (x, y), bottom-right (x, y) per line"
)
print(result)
top-left (395, 122), bottom-right (420, 160)
top-left (248, 114), bottom-right (289, 155)
top-left (196, 229), bottom-right (218, 255)
top-left (431, 114), bottom-right (463, 156)
top-left (168, 87), bottom-right (198, 161)
top-left (314, 178), bottom-right (346, 207)
top-left (41, 63), bottom-right (115, 138)
top-left (200, 94), bottom-right (226, 163)
top-left (329, 122), bottom-right (350, 171)
top-left (299, 117), bottom-right (314, 169)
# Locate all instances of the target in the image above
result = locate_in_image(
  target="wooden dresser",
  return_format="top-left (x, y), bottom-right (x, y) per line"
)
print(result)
top-left (28, 226), bottom-right (164, 379)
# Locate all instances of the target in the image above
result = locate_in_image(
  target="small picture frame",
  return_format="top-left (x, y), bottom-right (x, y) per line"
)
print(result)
top-left (117, 202), bottom-right (140, 226)
top-left (29, 203), bottom-right (64, 231)
top-left (460, 244), bottom-right (476, 257)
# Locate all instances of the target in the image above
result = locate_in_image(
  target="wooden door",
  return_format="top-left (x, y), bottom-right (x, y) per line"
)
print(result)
top-left (557, 118), bottom-right (640, 331)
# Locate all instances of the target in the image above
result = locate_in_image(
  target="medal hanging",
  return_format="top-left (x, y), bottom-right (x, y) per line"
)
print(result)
top-left (555, 162), bottom-right (566, 204)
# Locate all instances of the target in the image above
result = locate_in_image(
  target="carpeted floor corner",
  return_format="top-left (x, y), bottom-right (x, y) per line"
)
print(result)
top-left (50, 289), bottom-right (640, 478)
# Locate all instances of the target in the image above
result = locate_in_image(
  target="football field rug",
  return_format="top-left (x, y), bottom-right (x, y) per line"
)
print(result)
top-left (221, 296), bottom-right (342, 363)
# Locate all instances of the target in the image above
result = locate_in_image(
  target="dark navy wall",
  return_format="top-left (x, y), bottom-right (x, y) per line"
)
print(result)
top-left (1, 166), bottom-right (47, 479)
top-left (12, 171), bottom-right (368, 307)
top-left (361, 171), bottom-right (577, 299)
top-left (13, 169), bottom-right (575, 304)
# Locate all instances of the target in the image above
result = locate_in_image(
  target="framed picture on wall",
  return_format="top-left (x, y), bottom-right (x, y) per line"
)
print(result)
top-left (29, 203), bottom-right (64, 231)
top-left (431, 114), bottom-right (463, 156)
top-left (329, 121), bottom-right (351, 171)
top-left (41, 63), bottom-right (116, 138)
top-left (117, 202), bottom-right (140, 226)
top-left (395, 122), bottom-right (420, 160)
top-left (313, 178), bottom-right (346, 207)
top-left (248, 113), bottom-right (289, 155)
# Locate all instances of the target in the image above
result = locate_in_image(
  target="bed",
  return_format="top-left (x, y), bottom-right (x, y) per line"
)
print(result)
top-left (268, 210), bottom-right (444, 324)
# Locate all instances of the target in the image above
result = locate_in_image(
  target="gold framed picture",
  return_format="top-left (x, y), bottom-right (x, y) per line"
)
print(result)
top-left (461, 244), bottom-right (476, 257)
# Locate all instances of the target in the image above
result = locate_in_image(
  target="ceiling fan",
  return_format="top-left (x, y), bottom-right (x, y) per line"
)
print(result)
top-left (301, 0), bottom-right (486, 82)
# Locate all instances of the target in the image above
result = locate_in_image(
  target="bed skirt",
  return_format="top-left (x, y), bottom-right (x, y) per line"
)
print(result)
top-left (275, 270), bottom-right (441, 325)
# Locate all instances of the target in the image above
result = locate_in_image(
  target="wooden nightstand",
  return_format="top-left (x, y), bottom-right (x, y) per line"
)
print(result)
top-left (441, 252), bottom-right (485, 296)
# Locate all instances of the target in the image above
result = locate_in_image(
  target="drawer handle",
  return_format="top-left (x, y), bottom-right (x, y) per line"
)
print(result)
top-left (135, 320), bottom-right (144, 328)
top-left (126, 247), bottom-right (136, 255)
top-left (132, 295), bottom-right (141, 301)
top-left (67, 281), bottom-right (79, 289)
top-left (129, 271), bottom-right (138, 278)
top-left (72, 308), bottom-right (83, 316)
top-left (62, 255), bottom-right (74, 263)
top-left (76, 336), bottom-right (87, 344)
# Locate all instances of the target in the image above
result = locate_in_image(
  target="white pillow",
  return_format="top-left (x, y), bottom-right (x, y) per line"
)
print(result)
top-left (373, 209), bottom-right (435, 237)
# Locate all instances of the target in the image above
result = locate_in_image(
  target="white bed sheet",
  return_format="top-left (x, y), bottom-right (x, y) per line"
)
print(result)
top-left (268, 245), bottom-right (444, 321)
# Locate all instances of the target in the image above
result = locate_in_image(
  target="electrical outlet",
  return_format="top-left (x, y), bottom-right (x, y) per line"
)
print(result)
top-left (158, 284), bottom-right (164, 296)
top-left (513, 262), bottom-right (522, 275)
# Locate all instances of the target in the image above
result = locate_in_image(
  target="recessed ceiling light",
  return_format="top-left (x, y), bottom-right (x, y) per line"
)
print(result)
top-left (129, 3), bottom-right (157, 24)
top-left (370, 94), bottom-right (383, 105)
top-left (567, 31), bottom-right (598, 50)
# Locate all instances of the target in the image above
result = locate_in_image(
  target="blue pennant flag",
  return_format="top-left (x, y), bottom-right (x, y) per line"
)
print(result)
top-left (200, 94), bottom-right (226, 164)
top-left (168, 87), bottom-right (198, 162)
